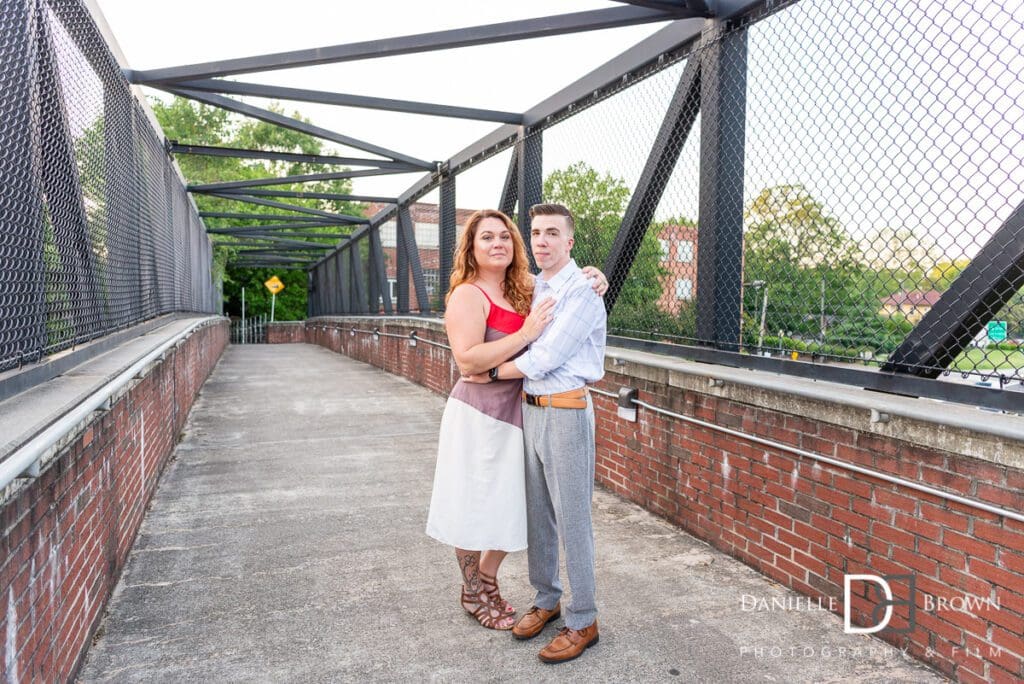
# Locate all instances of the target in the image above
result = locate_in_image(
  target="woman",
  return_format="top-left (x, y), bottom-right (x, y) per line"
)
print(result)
top-left (425, 209), bottom-right (605, 630)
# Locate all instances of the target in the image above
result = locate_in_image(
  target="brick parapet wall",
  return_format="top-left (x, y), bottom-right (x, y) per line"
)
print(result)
top-left (0, 319), bottom-right (229, 683)
top-left (285, 317), bottom-right (1024, 683)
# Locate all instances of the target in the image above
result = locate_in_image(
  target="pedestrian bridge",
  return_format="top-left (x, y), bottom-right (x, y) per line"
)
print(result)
top-left (4, 0), bottom-right (1024, 681)
top-left (72, 340), bottom-right (940, 682)
top-left (3, 315), bottom-right (1021, 682)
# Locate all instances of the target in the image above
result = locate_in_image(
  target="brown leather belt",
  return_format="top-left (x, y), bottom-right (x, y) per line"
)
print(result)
top-left (522, 387), bottom-right (588, 409)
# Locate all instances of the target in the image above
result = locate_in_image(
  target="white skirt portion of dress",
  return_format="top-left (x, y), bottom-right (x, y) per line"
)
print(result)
top-left (426, 396), bottom-right (527, 552)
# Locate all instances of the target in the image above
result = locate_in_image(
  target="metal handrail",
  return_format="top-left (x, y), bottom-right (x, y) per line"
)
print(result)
top-left (0, 317), bottom-right (220, 496)
top-left (589, 386), bottom-right (1024, 524)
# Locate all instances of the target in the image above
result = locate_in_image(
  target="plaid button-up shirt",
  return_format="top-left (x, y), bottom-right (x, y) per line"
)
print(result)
top-left (515, 259), bottom-right (607, 394)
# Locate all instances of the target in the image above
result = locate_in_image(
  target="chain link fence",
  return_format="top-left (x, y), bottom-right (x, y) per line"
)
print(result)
top-left (0, 0), bottom-right (217, 374)
top-left (307, 0), bottom-right (1024, 391)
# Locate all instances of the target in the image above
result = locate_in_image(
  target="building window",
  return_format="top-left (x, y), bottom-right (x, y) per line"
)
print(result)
top-left (674, 278), bottom-right (693, 300)
top-left (675, 240), bottom-right (694, 263)
top-left (388, 278), bottom-right (398, 301)
top-left (423, 269), bottom-right (439, 296)
top-left (658, 239), bottom-right (670, 262)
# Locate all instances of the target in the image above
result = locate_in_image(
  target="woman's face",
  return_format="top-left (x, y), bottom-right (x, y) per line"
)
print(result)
top-left (472, 217), bottom-right (515, 271)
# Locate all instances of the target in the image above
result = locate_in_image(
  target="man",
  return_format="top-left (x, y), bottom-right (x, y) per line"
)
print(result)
top-left (487, 203), bottom-right (607, 663)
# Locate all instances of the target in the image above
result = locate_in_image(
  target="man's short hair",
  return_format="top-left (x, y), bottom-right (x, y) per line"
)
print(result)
top-left (529, 203), bottom-right (575, 235)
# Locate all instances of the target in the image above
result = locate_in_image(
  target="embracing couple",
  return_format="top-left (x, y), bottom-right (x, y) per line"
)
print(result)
top-left (426, 203), bottom-right (607, 664)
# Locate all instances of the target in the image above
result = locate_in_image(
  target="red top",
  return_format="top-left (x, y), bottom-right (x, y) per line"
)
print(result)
top-left (470, 283), bottom-right (526, 335)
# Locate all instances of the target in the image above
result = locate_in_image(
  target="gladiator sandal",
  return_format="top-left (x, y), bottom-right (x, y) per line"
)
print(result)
top-left (460, 586), bottom-right (515, 630)
top-left (479, 570), bottom-right (515, 616)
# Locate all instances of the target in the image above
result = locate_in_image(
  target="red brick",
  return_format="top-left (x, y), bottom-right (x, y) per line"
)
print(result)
top-left (975, 521), bottom-right (1024, 554)
top-left (917, 539), bottom-right (966, 571)
top-left (944, 530), bottom-right (997, 562)
top-left (918, 465), bottom-right (972, 494)
top-left (975, 483), bottom-right (1024, 510)
top-left (969, 559), bottom-right (1022, 592)
top-left (918, 502), bottom-right (970, 532)
top-left (992, 626), bottom-right (1024, 658)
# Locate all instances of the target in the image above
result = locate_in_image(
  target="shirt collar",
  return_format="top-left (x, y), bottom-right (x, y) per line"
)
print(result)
top-left (538, 259), bottom-right (580, 296)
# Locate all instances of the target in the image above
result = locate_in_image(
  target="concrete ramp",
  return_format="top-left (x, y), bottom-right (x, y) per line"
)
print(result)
top-left (79, 345), bottom-right (942, 682)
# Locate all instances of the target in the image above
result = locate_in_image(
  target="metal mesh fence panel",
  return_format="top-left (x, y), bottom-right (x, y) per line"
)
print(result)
top-left (303, 0), bottom-right (1023, 394)
top-left (0, 0), bottom-right (216, 374)
top-left (522, 0), bottom-right (1024, 385)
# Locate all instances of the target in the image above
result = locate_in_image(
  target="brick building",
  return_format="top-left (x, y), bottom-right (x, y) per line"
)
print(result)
top-left (365, 202), bottom-right (478, 311)
top-left (655, 222), bottom-right (699, 315)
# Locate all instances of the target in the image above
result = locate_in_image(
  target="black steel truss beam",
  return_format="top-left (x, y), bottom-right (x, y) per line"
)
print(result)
top-left (517, 130), bottom-right (542, 271)
top-left (882, 201), bottom-right (1024, 378)
top-left (439, 173), bottom-right (456, 296)
top-left (206, 222), bottom-right (343, 232)
top-left (128, 7), bottom-right (679, 83)
top-left (167, 142), bottom-right (420, 170)
top-left (209, 230), bottom-right (349, 240)
top-left (694, 20), bottom-right (747, 351)
top-left (499, 148), bottom-right (519, 217)
top-left (397, 206), bottom-right (430, 313)
top-left (199, 212), bottom-right (337, 222)
top-left (170, 79), bottom-right (523, 124)
top-left (218, 235), bottom-right (338, 249)
top-left (205, 192), bottom-right (368, 224)
top-left (233, 263), bottom-right (307, 270)
top-left (603, 57), bottom-right (701, 313)
top-left (190, 170), bottom-right (404, 193)
top-left (349, 246), bottom-right (368, 314)
top-left (369, 228), bottom-right (392, 314)
top-left (214, 188), bottom-right (397, 203)
top-left (231, 255), bottom-right (310, 263)
top-left (609, 1), bottom-right (711, 16)
top-left (162, 87), bottom-right (434, 169)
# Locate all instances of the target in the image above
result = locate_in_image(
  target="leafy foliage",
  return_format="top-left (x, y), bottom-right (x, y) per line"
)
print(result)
top-left (543, 162), bottom-right (670, 332)
top-left (151, 96), bottom-right (365, 320)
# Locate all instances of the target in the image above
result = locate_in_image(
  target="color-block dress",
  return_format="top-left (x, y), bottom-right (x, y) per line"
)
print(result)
top-left (426, 287), bottom-right (527, 552)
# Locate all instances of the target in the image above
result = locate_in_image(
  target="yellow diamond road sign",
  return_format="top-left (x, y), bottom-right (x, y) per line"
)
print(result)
top-left (264, 276), bottom-right (284, 295)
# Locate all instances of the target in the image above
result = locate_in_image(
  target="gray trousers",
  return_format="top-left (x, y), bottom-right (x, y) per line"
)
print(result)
top-left (523, 396), bottom-right (597, 630)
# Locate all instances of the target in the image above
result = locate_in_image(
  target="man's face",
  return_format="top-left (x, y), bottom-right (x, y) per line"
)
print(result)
top-left (530, 213), bottom-right (574, 274)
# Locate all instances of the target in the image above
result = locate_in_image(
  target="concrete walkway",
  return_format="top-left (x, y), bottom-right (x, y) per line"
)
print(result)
top-left (79, 345), bottom-right (943, 683)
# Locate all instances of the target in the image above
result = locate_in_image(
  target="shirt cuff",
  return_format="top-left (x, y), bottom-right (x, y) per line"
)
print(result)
top-left (513, 353), bottom-right (543, 381)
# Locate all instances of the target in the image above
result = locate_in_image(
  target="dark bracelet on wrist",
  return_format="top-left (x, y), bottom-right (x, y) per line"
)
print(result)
top-left (488, 367), bottom-right (499, 381)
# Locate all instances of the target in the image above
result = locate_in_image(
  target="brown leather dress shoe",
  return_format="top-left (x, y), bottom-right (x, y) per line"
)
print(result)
top-left (538, 621), bottom-right (599, 663)
top-left (511, 603), bottom-right (561, 640)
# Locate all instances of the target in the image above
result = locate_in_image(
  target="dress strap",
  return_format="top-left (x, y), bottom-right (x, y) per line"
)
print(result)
top-left (468, 282), bottom-right (496, 307)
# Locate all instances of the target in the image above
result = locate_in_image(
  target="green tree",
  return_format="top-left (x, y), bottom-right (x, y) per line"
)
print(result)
top-left (150, 96), bottom-right (365, 320)
top-left (743, 185), bottom-right (888, 351)
top-left (543, 162), bottom-right (671, 333)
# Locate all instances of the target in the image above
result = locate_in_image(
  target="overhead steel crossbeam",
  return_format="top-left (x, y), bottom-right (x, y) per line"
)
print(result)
top-left (169, 79), bottom-right (523, 124)
top-left (162, 87), bottom-right (433, 169)
top-left (231, 255), bottom-right (311, 264)
top-left (213, 188), bottom-right (397, 203)
top-left (611, 1), bottom-right (711, 15)
top-left (167, 142), bottom-right (420, 170)
top-left (189, 170), bottom-right (406, 193)
top-left (207, 223), bottom-right (347, 233)
top-left (205, 192), bottom-right (369, 223)
top-left (216, 235), bottom-right (339, 249)
top-left (205, 222), bottom-right (341, 232)
top-left (199, 212), bottom-right (338, 222)
top-left (209, 231), bottom-right (350, 240)
top-left (233, 244), bottom-right (333, 252)
top-left (127, 7), bottom-right (689, 83)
